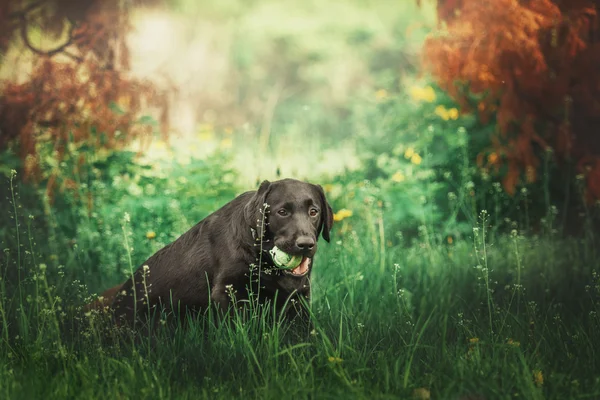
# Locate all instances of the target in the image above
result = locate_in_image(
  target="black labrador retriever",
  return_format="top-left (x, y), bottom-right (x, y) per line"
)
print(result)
top-left (88, 178), bottom-right (333, 329)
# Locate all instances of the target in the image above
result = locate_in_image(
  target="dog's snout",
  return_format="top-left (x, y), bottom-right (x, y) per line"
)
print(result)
top-left (295, 236), bottom-right (315, 251)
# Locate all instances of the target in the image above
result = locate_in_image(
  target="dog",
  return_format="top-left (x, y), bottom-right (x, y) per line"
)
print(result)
top-left (85, 178), bottom-right (333, 330)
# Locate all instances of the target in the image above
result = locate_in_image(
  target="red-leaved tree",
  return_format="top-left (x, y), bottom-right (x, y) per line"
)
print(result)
top-left (421, 0), bottom-right (600, 202)
top-left (0, 0), bottom-right (169, 200)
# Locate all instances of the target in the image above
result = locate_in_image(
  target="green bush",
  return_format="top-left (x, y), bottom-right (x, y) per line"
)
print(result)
top-left (327, 80), bottom-right (584, 246)
top-left (1, 142), bottom-right (240, 298)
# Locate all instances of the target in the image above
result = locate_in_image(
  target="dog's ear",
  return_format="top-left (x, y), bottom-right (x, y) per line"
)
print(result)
top-left (244, 180), bottom-right (272, 236)
top-left (315, 184), bottom-right (334, 242)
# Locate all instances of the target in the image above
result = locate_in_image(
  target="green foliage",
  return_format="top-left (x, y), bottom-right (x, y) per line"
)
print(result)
top-left (1, 142), bottom-right (240, 298)
top-left (329, 80), bottom-right (586, 246)
top-left (1, 174), bottom-right (600, 398)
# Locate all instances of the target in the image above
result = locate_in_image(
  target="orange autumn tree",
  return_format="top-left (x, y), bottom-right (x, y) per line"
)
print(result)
top-left (421, 0), bottom-right (600, 202)
top-left (0, 0), bottom-right (169, 198)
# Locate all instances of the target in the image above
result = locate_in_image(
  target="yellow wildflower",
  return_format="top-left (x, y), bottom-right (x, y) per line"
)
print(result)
top-left (146, 231), bottom-right (157, 239)
top-left (469, 337), bottom-right (479, 344)
top-left (435, 105), bottom-right (450, 121)
top-left (391, 171), bottom-right (405, 182)
top-left (411, 153), bottom-right (422, 165)
top-left (375, 89), bottom-right (388, 101)
top-left (409, 86), bottom-right (436, 103)
top-left (533, 370), bottom-right (544, 387)
top-left (328, 356), bottom-right (343, 364)
top-left (507, 338), bottom-right (520, 347)
top-left (447, 236), bottom-right (453, 244)
top-left (404, 147), bottom-right (415, 159)
top-left (447, 107), bottom-right (459, 120)
top-left (323, 183), bottom-right (334, 193)
top-left (333, 209), bottom-right (353, 222)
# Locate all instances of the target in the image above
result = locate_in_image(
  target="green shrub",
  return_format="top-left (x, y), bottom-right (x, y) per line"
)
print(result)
top-left (327, 80), bottom-right (586, 246)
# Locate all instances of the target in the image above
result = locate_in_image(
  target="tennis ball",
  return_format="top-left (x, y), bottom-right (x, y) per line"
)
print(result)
top-left (269, 246), bottom-right (303, 269)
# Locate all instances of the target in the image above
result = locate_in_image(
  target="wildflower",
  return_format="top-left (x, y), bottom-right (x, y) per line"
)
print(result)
top-left (404, 147), bottom-right (415, 159)
top-left (488, 152), bottom-right (499, 164)
top-left (375, 89), bottom-right (388, 101)
top-left (409, 86), bottom-right (436, 103)
top-left (323, 184), bottom-right (334, 192)
top-left (391, 171), bottom-right (405, 182)
top-left (469, 337), bottom-right (479, 344)
top-left (435, 105), bottom-right (450, 121)
top-left (411, 153), bottom-right (422, 165)
top-left (533, 370), bottom-right (544, 387)
top-left (507, 338), bottom-right (520, 347)
top-left (327, 356), bottom-right (343, 364)
top-left (447, 236), bottom-right (453, 244)
top-left (447, 107), bottom-right (459, 120)
top-left (146, 231), bottom-right (157, 239)
top-left (412, 388), bottom-right (431, 400)
top-left (333, 209), bottom-right (353, 222)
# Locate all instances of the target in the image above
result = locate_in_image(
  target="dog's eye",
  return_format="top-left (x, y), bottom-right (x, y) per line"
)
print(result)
top-left (309, 208), bottom-right (319, 217)
top-left (277, 209), bottom-right (288, 216)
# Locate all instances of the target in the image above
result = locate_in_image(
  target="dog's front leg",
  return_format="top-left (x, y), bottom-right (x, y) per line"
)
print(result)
top-left (210, 285), bottom-right (230, 312)
top-left (209, 283), bottom-right (236, 327)
top-left (285, 293), bottom-right (313, 339)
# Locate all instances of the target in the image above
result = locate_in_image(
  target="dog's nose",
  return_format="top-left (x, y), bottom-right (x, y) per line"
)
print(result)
top-left (295, 236), bottom-right (315, 251)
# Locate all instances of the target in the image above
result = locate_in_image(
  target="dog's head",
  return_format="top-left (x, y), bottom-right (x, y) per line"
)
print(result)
top-left (244, 178), bottom-right (333, 276)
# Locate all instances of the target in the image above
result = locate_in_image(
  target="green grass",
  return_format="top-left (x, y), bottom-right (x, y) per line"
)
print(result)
top-left (1, 163), bottom-right (599, 399)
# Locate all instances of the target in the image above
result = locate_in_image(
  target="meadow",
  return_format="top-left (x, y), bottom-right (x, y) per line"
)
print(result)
top-left (1, 1), bottom-right (600, 399)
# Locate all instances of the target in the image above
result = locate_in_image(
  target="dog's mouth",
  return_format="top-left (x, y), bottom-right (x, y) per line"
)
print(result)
top-left (283, 256), bottom-right (311, 277)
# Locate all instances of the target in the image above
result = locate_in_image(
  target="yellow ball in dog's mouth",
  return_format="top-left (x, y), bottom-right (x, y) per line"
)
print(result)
top-left (269, 246), bottom-right (303, 269)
